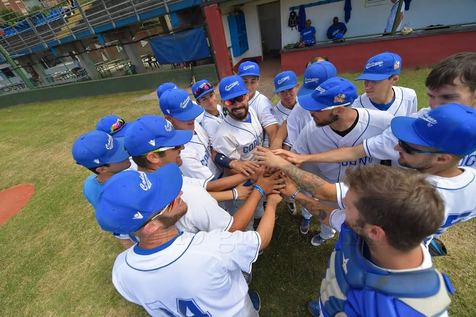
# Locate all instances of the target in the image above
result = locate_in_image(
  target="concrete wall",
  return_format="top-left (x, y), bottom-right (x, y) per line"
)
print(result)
top-left (0, 64), bottom-right (218, 107)
top-left (280, 0), bottom-right (476, 47)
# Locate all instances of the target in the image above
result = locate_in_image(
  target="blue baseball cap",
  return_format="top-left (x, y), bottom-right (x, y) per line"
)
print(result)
top-left (72, 130), bottom-right (130, 168)
top-left (298, 61), bottom-right (337, 97)
top-left (96, 115), bottom-right (130, 138)
top-left (238, 61), bottom-right (260, 77)
top-left (356, 52), bottom-right (402, 81)
top-left (298, 77), bottom-right (358, 111)
top-left (96, 163), bottom-right (183, 234)
top-left (274, 71), bottom-right (298, 93)
top-left (156, 82), bottom-right (178, 99)
top-left (391, 103), bottom-right (476, 156)
top-left (192, 79), bottom-right (214, 100)
top-left (219, 75), bottom-right (249, 101)
top-left (159, 88), bottom-right (204, 121)
top-left (124, 115), bottom-right (193, 156)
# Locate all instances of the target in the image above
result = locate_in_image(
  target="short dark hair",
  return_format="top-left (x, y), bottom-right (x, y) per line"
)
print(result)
top-left (425, 52), bottom-right (476, 92)
top-left (344, 165), bottom-right (444, 251)
top-left (87, 164), bottom-right (109, 175)
top-left (132, 152), bottom-right (165, 169)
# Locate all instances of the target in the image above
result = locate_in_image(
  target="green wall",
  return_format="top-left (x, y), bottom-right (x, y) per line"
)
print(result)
top-left (1, 64), bottom-right (218, 107)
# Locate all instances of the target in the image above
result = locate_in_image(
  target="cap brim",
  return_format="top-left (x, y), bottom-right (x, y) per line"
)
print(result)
top-left (356, 73), bottom-right (391, 81)
top-left (297, 86), bottom-right (315, 97)
top-left (239, 72), bottom-right (260, 78)
top-left (275, 83), bottom-right (298, 93)
top-left (161, 129), bottom-right (193, 148)
top-left (106, 138), bottom-right (131, 164)
top-left (172, 103), bottom-right (205, 121)
top-left (222, 88), bottom-right (249, 101)
top-left (298, 94), bottom-right (327, 111)
top-left (391, 117), bottom-right (432, 147)
top-left (195, 88), bottom-right (214, 100)
top-left (143, 163), bottom-right (183, 214)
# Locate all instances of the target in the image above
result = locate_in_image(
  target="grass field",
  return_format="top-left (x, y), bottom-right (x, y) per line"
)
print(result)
top-left (0, 69), bottom-right (475, 316)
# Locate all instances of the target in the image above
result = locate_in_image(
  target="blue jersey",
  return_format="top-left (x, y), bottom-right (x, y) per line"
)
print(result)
top-left (83, 174), bottom-right (102, 208)
top-left (320, 224), bottom-right (453, 317)
top-left (301, 26), bottom-right (316, 45)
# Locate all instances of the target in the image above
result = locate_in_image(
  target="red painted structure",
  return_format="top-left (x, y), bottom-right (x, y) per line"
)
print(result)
top-left (202, 3), bottom-right (233, 79)
top-left (281, 28), bottom-right (476, 75)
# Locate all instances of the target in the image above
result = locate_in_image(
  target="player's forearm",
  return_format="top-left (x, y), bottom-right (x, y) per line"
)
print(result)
top-left (208, 190), bottom-right (233, 202)
top-left (282, 163), bottom-right (337, 201)
top-left (264, 124), bottom-right (279, 144)
top-left (228, 190), bottom-right (262, 232)
top-left (269, 122), bottom-right (288, 150)
top-left (295, 192), bottom-right (331, 226)
top-left (307, 144), bottom-right (366, 163)
top-left (206, 174), bottom-right (248, 192)
top-left (256, 200), bottom-right (278, 250)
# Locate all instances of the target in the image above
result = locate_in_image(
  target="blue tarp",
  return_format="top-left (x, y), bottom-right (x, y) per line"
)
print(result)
top-left (149, 27), bottom-right (210, 64)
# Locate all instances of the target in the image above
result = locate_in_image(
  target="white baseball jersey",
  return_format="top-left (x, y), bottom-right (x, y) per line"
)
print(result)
top-left (180, 124), bottom-right (221, 188)
top-left (286, 101), bottom-right (313, 145)
top-left (213, 107), bottom-right (264, 161)
top-left (177, 177), bottom-right (233, 233)
top-left (335, 167), bottom-right (476, 240)
top-left (353, 86), bottom-right (417, 116)
top-left (271, 101), bottom-right (294, 147)
top-left (293, 108), bottom-right (394, 183)
top-left (363, 107), bottom-right (476, 168)
top-left (249, 90), bottom-right (278, 147)
top-left (199, 105), bottom-right (225, 145)
top-left (112, 230), bottom-right (260, 317)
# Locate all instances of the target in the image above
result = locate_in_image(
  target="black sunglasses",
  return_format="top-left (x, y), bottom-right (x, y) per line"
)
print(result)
top-left (398, 140), bottom-right (442, 155)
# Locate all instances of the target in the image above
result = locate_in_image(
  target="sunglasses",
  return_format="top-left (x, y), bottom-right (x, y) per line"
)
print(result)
top-left (151, 145), bottom-right (183, 153)
top-left (111, 118), bottom-right (126, 134)
top-left (223, 94), bottom-right (246, 107)
top-left (398, 140), bottom-right (442, 155)
top-left (194, 83), bottom-right (213, 98)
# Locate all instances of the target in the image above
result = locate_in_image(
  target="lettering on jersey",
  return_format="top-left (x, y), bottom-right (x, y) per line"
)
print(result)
top-left (341, 157), bottom-right (373, 167)
top-left (243, 65), bottom-right (255, 71)
top-left (315, 86), bottom-right (326, 94)
top-left (277, 76), bottom-right (290, 85)
top-left (164, 120), bottom-right (173, 132)
top-left (200, 149), bottom-right (211, 166)
top-left (138, 171), bottom-right (152, 191)
top-left (304, 77), bottom-right (319, 84)
top-left (180, 97), bottom-right (191, 109)
top-left (105, 134), bottom-right (114, 150)
top-left (420, 113), bottom-right (438, 127)
top-left (366, 61), bottom-right (384, 69)
top-left (224, 81), bottom-right (239, 91)
top-left (242, 138), bottom-right (261, 154)
top-left (436, 211), bottom-right (473, 235)
top-left (460, 154), bottom-right (476, 167)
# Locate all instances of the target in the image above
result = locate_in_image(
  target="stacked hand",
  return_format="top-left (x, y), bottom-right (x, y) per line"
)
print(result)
top-left (271, 149), bottom-right (309, 166)
top-left (255, 171), bottom-right (286, 195)
top-left (230, 159), bottom-right (260, 177)
top-left (255, 147), bottom-right (291, 169)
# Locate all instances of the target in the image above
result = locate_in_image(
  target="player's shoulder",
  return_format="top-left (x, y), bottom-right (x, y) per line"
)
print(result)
top-left (357, 108), bottom-right (393, 127)
top-left (395, 86), bottom-right (417, 99)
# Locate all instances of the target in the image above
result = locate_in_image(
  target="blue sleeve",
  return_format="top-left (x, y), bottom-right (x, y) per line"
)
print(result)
top-left (345, 289), bottom-right (426, 317)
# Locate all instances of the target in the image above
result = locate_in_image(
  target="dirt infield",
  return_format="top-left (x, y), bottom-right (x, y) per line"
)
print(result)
top-left (0, 183), bottom-right (35, 225)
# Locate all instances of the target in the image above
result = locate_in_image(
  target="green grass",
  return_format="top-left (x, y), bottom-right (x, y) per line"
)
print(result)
top-left (0, 70), bottom-right (475, 316)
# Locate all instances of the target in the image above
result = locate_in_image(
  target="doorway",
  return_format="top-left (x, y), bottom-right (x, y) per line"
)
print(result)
top-left (258, 1), bottom-right (281, 58)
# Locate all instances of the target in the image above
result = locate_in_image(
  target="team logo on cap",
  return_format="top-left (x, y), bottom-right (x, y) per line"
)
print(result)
top-left (225, 81), bottom-right (239, 91)
top-left (315, 86), bottom-right (326, 94)
top-left (164, 120), bottom-right (173, 132)
top-left (133, 212), bottom-right (144, 219)
top-left (365, 61), bottom-right (384, 69)
top-left (93, 159), bottom-right (100, 164)
top-left (304, 77), bottom-right (319, 84)
top-left (105, 135), bottom-right (114, 150)
top-left (180, 97), bottom-right (190, 109)
top-left (421, 113), bottom-right (438, 127)
top-left (334, 94), bottom-right (346, 104)
top-left (394, 61), bottom-right (401, 70)
top-left (138, 171), bottom-right (152, 191)
top-left (148, 139), bottom-right (156, 147)
top-left (277, 76), bottom-right (290, 85)
top-left (243, 65), bottom-right (255, 71)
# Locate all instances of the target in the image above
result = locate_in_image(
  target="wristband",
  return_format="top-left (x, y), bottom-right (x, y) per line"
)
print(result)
top-left (232, 187), bottom-right (239, 200)
top-left (289, 190), bottom-right (300, 203)
top-left (253, 184), bottom-right (266, 198)
top-left (214, 153), bottom-right (232, 168)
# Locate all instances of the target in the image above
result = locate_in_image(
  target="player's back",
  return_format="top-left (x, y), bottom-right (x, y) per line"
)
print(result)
top-left (112, 230), bottom-right (260, 317)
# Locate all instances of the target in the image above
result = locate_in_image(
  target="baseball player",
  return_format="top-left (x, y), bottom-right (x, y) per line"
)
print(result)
top-left (95, 163), bottom-right (283, 316)
top-left (192, 79), bottom-right (225, 144)
top-left (285, 61), bottom-right (337, 146)
top-left (124, 114), bottom-right (280, 234)
top-left (353, 52), bottom-right (417, 116)
top-left (280, 164), bottom-right (453, 317)
top-left (294, 77), bottom-right (393, 246)
top-left (238, 61), bottom-right (278, 145)
top-left (156, 81), bottom-right (177, 99)
top-left (71, 130), bottom-right (134, 248)
top-left (256, 104), bottom-right (476, 257)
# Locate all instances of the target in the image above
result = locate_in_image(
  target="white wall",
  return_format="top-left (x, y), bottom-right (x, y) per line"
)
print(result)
top-left (280, 0), bottom-right (476, 47)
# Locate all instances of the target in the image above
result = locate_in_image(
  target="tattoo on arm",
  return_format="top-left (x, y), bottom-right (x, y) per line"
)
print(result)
top-left (297, 194), bottom-right (330, 225)
top-left (282, 164), bottom-right (330, 199)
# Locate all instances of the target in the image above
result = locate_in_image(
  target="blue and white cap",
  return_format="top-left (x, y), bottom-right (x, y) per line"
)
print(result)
top-left (298, 61), bottom-right (337, 96)
top-left (96, 163), bottom-right (183, 234)
top-left (72, 130), bottom-right (130, 168)
top-left (357, 52), bottom-right (402, 81)
top-left (192, 79), bottom-right (214, 100)
top-left (299, 77), bottom-right (358, 111)
top-left (219, 75), bottom-right (249, 101)
top-left (391, 103), bottom-right (476, 156)
top-left (124, 115), bottom-right (192, 156)
top-left (274, 70), bottom-right (298, 93)
top-left (238, 61), bottom-right (260, 77)
top-left (159, 88), bottom-right (204, 121)
top-left (156, 82), bottom-right (178, 99)
top-left (96, 114), bottom-right (130, 138)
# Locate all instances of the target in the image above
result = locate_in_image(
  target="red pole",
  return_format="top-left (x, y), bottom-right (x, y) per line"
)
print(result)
top-left (202, 3), bottom-right (233, 79)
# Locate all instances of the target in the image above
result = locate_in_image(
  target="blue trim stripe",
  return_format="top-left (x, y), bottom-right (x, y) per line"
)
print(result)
top-left (351, 109), bottom-right (370, 146)
top-left (435, 170), bottom-right (476, 190)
